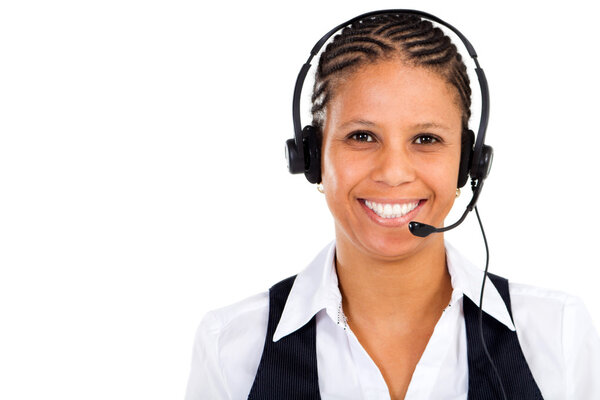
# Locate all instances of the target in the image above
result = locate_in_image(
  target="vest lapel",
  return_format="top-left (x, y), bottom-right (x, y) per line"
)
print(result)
top-left (248, 275), bottom-right (321, 399)
top-left (464, 273), bottom-right (544, 399)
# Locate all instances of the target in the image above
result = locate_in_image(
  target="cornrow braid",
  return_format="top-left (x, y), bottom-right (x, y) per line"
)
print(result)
top-left (311, 13), bottom-right (472, 131)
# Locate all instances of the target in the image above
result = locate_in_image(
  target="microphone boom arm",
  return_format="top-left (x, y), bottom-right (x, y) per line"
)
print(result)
top-left (408, 179), bottom-right (484, 238)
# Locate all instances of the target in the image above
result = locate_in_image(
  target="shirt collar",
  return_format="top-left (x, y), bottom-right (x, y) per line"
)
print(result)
top-left (273, 241), bottom-right (338, 342)
top-left (273, 240), bottom-right (514, 342)
top-left (445, 242), bottom-right (516, 331)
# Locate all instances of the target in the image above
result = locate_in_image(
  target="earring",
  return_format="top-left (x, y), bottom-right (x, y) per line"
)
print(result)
top-left (456, 188), bottom-right (461, 198)
top-left (317, 183), bottom-right (324, 193)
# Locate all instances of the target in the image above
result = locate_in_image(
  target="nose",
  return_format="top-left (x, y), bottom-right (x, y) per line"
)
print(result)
top-left (370, 144), bottom-right (416, 187)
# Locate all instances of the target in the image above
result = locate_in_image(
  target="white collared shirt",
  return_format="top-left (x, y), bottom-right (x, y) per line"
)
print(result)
top-left (185, 242), bottom-right (600, 399)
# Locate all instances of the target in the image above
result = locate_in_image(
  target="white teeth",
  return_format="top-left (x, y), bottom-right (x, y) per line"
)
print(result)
top-left (364, 200), bottom-right (419, 219)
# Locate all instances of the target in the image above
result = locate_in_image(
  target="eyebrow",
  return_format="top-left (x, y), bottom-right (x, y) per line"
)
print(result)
top-left (413, 122), bottom-right (451, 130)
top-left (339, 119), bottom-right (376, 129)
top-left (338, 120), bottom-right (450, 130)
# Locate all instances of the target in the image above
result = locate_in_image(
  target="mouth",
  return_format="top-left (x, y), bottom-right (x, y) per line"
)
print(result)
top-left (359, 198), bottom-right (425, 226)
top-left (364, 199), bottom-right (420, 218)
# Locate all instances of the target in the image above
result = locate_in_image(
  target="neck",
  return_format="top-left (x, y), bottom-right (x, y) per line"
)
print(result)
top-left (335, 232), bottom-right (452, 332)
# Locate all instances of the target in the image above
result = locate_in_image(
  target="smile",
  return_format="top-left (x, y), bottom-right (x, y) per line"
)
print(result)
top-left (364, 200), bottom-right (420, 219)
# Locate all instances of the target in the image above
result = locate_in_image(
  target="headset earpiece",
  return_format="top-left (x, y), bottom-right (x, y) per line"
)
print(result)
top-left (471, 144), bottom-right (493, 182)
top-left (285, 137), bottom-right (304, 175)
top-left (458, 129), bottom-right (475, 188)
top-left (302, 125), bottom-right (322, 184)
top-left (285, 125), bottom-right (322, 183)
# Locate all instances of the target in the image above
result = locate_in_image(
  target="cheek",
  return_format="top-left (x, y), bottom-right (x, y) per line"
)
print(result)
top-left (321, 141), bottom-right (369, 211)
top-left (424, 152), bottom-right (462, 205)
top-left (322, 142), bottom-right (350, 195)
top-left (430, 160), bottom-right (460, 188)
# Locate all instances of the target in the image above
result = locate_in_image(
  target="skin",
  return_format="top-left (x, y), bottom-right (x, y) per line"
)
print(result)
top-left (320, 59), bottom-right (463, 400)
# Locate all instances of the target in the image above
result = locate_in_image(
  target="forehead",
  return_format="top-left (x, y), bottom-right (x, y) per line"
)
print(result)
top-left (326, 60), bottom-right (462, 130)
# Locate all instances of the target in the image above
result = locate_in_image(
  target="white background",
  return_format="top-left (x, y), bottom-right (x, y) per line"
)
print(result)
top-left (1, 0), bottom-right (598, 398)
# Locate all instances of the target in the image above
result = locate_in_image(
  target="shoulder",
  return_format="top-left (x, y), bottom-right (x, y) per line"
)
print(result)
top-left (508, 280), bottom-right (590, 346)
top-left (198, 290), bottom-right (270, 366)
top-left (508, 280), bottom-right (577, 321)
top-left (507, 280), bottom-right (590, 336)
top-left (201, 290), bottom-right (270, 336)
top-left (185, 291), bottom-right (270, 400)
top-left (507, 280), bottom-right (600, 398)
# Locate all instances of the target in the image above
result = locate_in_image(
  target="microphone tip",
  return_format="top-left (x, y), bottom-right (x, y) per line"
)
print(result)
top-left (408, 221), bottom-right (437, 238)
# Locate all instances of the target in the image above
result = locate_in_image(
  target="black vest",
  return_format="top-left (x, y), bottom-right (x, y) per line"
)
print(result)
top-left (248, 273), bottom-right (544, 399)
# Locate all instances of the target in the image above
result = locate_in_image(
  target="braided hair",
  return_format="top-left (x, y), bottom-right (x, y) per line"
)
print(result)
top-left (311, 13), bottom-right (471, 133)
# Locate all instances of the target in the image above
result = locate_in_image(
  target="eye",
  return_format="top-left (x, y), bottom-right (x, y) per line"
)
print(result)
top-left (414, 134), bottom-right (440, 145)
top-left (349, 131), bottom-right (375, 142)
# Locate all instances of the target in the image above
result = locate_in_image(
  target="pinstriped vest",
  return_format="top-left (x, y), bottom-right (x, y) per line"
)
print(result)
top-left (248, 273), bottom-right (544, 399)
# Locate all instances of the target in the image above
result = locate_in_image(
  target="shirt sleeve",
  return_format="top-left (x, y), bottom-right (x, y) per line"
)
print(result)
top-left (184, 312), bottom-right (231, 400)
top-left (562, 295), bottom-right (600, 398)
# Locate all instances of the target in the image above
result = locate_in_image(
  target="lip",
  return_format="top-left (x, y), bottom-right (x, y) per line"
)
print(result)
top-left (358, 198), bottom-right (426, 228)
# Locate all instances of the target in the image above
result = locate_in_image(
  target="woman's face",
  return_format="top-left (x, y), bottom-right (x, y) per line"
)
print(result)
top-left (321, 60), bottom-right (463, 261)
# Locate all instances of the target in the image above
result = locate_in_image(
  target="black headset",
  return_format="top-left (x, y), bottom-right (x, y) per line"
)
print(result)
top-left (285, 9), bottom-right (493, 212)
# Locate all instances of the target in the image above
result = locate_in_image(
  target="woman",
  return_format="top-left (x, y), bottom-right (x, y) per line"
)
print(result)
top-left (185, 11), bottom-right (600, 399)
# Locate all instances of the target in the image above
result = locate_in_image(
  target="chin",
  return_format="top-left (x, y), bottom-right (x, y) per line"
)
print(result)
top-left (357, 230), bottom-right (438, 261)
